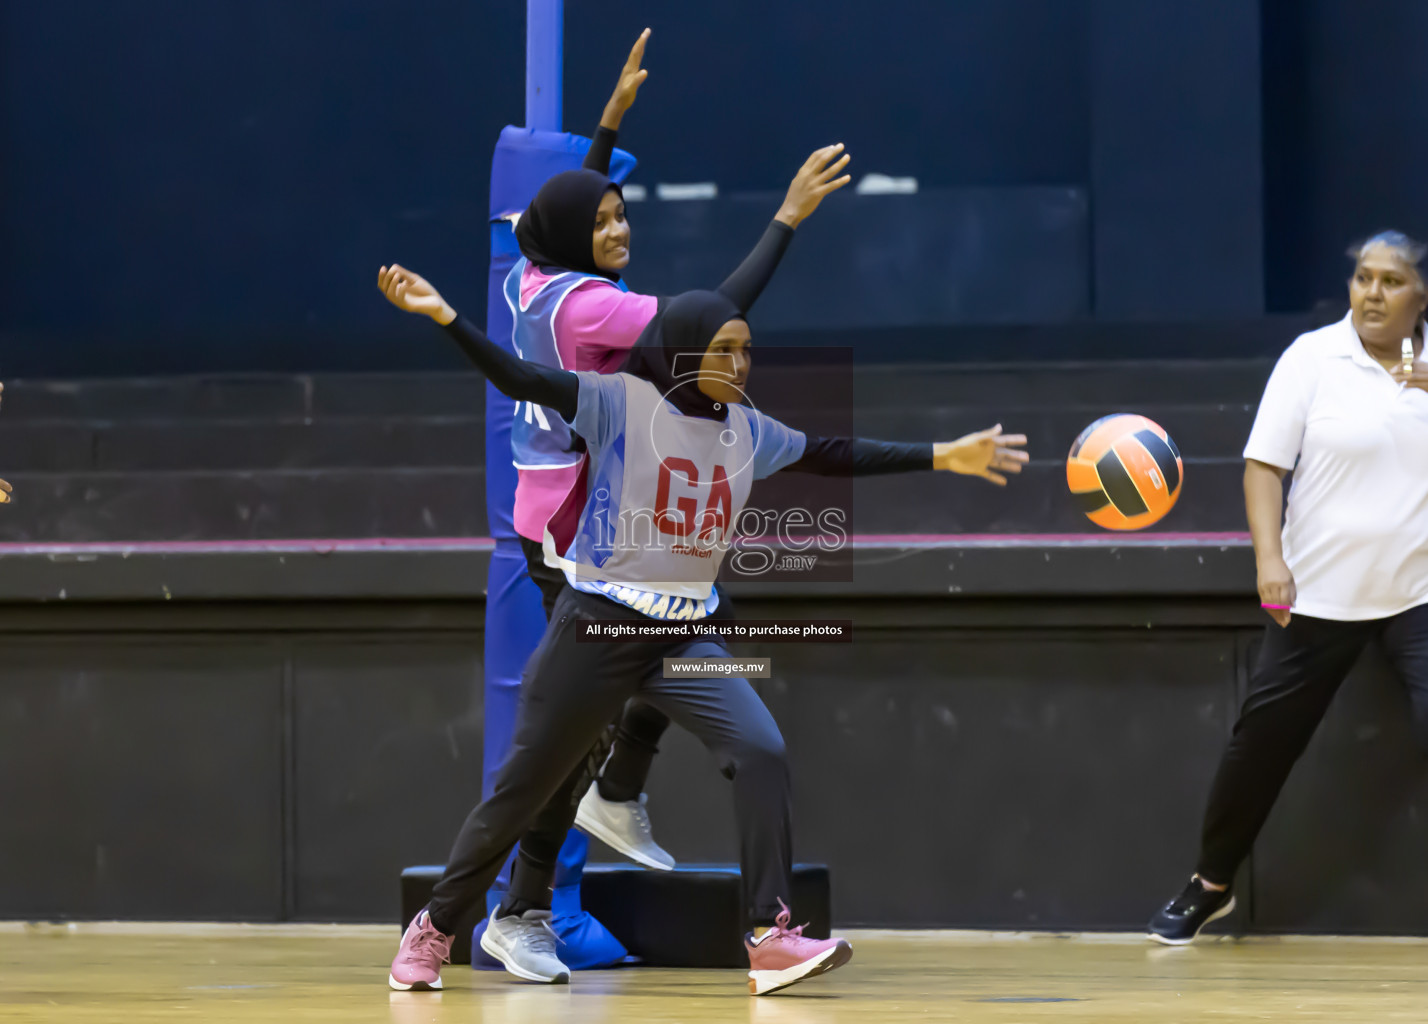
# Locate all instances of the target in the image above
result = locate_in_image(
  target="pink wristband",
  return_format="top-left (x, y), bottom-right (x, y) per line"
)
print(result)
top-left (1260, 603), bottom-right (1291, 610)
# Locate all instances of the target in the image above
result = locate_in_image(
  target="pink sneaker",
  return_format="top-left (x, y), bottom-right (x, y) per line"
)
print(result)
top-left (744, 899), bottom-right (853, 995)
top-left (389, 909), bottom-right (454, 990)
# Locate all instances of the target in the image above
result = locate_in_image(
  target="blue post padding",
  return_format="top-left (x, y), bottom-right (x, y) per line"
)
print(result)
top-left (480, 125), bottom-right (636, 970)
top-left (524, 0), bottom-right (563, 133)
top-left (489, 125), bottom-right (637, 223)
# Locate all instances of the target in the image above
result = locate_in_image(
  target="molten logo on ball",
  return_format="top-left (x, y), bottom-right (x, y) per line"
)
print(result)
top-left (1067, 414), bottom-right (1183, 530)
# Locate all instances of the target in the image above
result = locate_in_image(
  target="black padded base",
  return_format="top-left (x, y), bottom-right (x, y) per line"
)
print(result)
top-left (400, 863), bottom-right (832, 969)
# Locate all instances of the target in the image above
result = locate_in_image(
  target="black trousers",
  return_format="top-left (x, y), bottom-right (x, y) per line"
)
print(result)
top-left (519, 537), bottom-right (671, 803)
top-left (502, 540), bottom-right (673, 908)
top-left (1197, 603), bottom-right (1428, 885)
top-left (429, 586), bottom-right (792, 931)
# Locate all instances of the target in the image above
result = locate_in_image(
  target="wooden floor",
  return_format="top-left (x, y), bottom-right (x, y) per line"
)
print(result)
top-left (6, 924), bottom-right (1428, 1023)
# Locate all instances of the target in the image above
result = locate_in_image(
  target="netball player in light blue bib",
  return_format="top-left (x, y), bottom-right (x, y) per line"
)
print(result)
top-left (378, 266), bottom-right (1027, 995)
top-left (470, 31), bottom-right (851, 978)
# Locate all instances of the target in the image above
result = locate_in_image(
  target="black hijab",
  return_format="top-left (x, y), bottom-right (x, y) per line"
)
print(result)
top-left (515, 169), bottom-right (622, 281)
top-left (621, 290), bottom-right (744, 420)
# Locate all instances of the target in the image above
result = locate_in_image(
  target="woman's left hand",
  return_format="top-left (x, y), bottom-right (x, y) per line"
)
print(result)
top-left (933, 425), bottom-right (1029, 485)
top-left (776, 145), bottom-right (853, 228)
top-left (600, 28), bottom-right (651, 130)
top-left (1390, 360), bottom-right (1428, 393)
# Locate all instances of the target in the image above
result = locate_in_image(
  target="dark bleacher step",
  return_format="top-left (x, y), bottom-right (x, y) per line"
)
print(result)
top-left (400, 863), bottom-right (832, 969)
top-left (878, 458), bottom-right (1245, 533)
top-left (93, 419), bottom-right (484, 472)
top-left (753, 459), bottom-right (1248, 534)
top-left (0, 363), bottom-right (1262, 540)
top-left (0, 423), bottom-right (98, 472)
top-left (850, 404), bottom-right (1257, 460)
top-left (1, 363), bottom-right (1272, 422)
top-left (0, 373), bottom-right (489, 422)
top-left (742, 363), bottom-right (1274, 423)
top-left (0, 376), bottom-right (314, 420)
top-left (0, 406), bottom-right (1250, 474)
top-left (0, 418), bottom-right (486, 473)
top-left (847, 361), bottom-right (1276, 409)
top-left (0, 468), bottom-right (487, 542)
top-left (310, 374), bottom-right (487, 418)
top-left (0, 458), bottom-right (1244, 543)
top-left (762, 315), bottom-right (1319, 364)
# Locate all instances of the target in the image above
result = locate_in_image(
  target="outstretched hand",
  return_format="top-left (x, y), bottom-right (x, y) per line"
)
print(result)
top-left (776, 144), bottom-right (853, 228)
top-left (378, 264), bottom-right (457, 325)
top-left (600, 28), bottom-right (651, 130)
top-left (933, 425), bottom-right (1029, 485)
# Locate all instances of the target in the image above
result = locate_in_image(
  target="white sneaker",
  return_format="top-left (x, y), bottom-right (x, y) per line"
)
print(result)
top-left (478, 909), bottom-right (571, 984)
top-left (575, 789), bottom-right (676, 871)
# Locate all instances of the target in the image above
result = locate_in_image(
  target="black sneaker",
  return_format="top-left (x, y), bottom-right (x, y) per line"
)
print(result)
top-left (1147, 877), bottom-right (1236, 945)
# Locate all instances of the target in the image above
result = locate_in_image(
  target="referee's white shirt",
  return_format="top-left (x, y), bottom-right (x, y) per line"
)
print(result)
top-left (1245, 311), bottom-right (1428, 621)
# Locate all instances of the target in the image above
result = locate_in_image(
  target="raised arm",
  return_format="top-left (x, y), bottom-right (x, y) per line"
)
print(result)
top-left (583, 29), bottom-right (651, 175)
top-left (377, 264), bottom-right (578, 421)
top-left (717, 144), bottom-right (852, 313)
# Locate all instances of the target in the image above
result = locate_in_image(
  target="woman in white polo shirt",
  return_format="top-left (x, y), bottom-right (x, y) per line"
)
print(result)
top-left (1148, 230), bottom-right (1428, 944)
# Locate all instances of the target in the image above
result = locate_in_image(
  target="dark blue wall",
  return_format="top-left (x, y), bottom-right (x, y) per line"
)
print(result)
top-left (0, 0), bottom-right (1100, 375)
top-left (3, 0), bottom-right (1417, 373)
top-left (1262, 0), bottom-right (1428, 312)
top-left (1090, 0), bottom-right (1263, 319)
top-left (0, 0), bottom-right (522, 372)
top-left (563, 0), bottom-right (1088, 191)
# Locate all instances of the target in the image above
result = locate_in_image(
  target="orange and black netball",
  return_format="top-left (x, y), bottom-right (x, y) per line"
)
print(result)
top-left (1066, 414), bottom-right (1183, 530)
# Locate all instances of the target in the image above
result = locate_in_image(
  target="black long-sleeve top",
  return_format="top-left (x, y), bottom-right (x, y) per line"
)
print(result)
top-left (442, 315), bottom-right (933, 474)
top-left (582, 125), bottom-right (619, 175)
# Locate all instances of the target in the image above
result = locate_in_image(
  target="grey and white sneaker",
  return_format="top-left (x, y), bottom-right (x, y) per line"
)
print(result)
top-left (575, 789), bottom-right (676, 871)
top-left (478, 909), bottom-right (571, 983)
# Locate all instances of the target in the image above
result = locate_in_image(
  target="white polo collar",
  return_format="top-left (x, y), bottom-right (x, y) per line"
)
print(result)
top-left (1330, 310), bottom-right (1425, 369)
